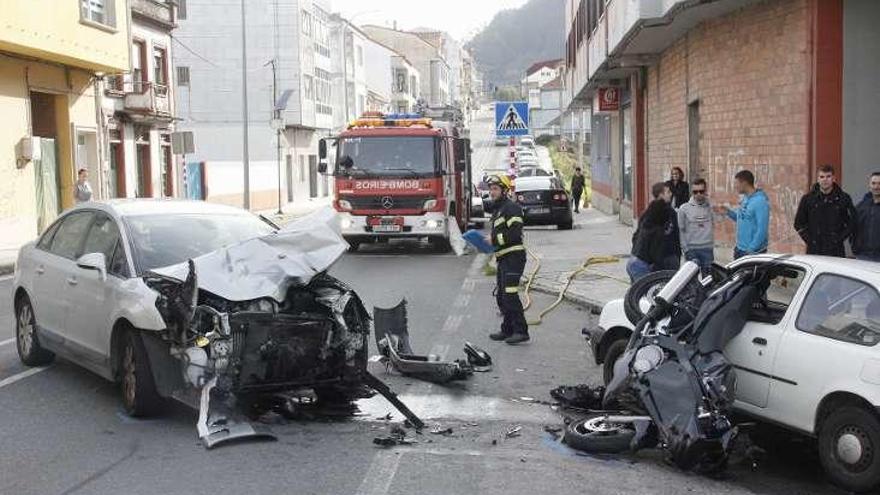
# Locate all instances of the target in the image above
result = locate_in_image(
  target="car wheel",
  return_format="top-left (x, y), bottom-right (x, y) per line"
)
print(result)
top-left (563, 413), bottom-right (635, 453)
top-left (819, 406), bottom-right (880, 493)
top-left (602, 339), bottom-right (628, 386)
top-left (120, 330), bottom-right (162, 417)
top-left (15, 296), bottom-right (54, 366)
top-left (558, 220), bottom-right (573, 230)
top-left (431, 237), bottom-right (452, 253)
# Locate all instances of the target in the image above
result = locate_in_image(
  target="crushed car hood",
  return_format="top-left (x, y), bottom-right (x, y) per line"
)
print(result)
top-left (149, 207), bottom-right (347, 303)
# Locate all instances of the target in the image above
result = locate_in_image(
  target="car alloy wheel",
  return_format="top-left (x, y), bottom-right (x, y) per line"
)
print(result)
top-left (122, 342), bottom-right (137, 409)
top-left (17, 303), bottom-right (34, 357)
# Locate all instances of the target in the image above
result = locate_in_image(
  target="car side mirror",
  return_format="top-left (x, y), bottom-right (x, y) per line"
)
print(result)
top-left (76, 252), bottom-right (107, 281)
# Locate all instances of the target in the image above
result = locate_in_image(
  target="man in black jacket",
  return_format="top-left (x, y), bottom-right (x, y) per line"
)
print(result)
top-left (570, 167), bottom-right (586, 213)
top-left (486, 174), bottom-right (530, 344)
top-left (793, 165), bottom-right (856, 257)
top-left (854, 172), bottom-right (880, 262)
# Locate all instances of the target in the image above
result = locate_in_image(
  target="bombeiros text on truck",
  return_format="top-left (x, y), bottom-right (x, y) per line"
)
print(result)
top-left (318, 111), bottom-right (473, 252)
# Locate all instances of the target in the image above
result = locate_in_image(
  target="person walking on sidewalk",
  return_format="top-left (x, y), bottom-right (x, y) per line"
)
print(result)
top-left (793, 165), bottom-right (856, 257)
top-left (677, 178), bottom-right (715, 274)
top-left (853, 172), bottom-right (880, 262)
top-left (666, 166), bottom-right (690, 209)
top-left (485, 174), bottom-right (530, 345)
top-left (627, 182), bottom-right (672, 282)
top-left (719, 170), bottom-right (770, 259)
top-left (74, 168), bottom-right (93, 203)
top-left (570, 167), bottom-right (586, 213)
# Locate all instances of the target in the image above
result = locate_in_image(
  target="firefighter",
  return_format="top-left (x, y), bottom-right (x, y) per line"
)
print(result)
top-left (486, 174), bottom-right (530, 345)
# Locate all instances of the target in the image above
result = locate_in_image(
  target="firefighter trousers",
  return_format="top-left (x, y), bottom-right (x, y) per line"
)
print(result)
top-left (495, 250), bottom-right (528, 337)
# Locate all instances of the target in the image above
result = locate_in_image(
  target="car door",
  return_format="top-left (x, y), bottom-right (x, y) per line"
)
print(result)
top-left (65, 212), bottom-right (126, 367)
top-left (32, 211), bottom-right (95, 345)
top-left (725, 263), bottom-right (808, 409)
top-left (768, 273), bottom-right (880, 433)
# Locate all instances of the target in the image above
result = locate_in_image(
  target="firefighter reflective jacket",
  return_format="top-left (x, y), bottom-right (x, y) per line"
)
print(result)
top-left (490, 197), bottom-right (525, 258)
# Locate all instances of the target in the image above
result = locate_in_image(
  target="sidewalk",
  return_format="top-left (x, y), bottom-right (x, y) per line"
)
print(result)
top-left (523, 207), bottom-right (634, 313)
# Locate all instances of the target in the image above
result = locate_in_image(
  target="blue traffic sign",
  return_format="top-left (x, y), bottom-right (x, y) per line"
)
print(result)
top-left (495, 101), bottom-right (529, 136)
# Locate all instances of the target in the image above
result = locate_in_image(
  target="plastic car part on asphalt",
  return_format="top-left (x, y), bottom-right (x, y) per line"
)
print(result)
top-left (373, 300), bottom-right (492, 382)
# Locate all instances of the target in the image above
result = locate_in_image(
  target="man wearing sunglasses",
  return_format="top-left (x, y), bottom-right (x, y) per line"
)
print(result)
top-left (677, 178), bottom-right (715, 274)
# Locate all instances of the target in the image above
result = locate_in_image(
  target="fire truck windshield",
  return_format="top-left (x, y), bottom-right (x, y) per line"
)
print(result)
top-left (336, 136), bottom-right (438, 177)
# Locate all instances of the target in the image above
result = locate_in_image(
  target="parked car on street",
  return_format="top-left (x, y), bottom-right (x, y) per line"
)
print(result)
top-left (514, 176), bottom-right (573, 229)
top-left (519, 136), bottom-right (535, 148)
top-left (12, 200), bottom-right (420, 447)
top-left (494, 135), bottom-right (509, 146)
top-left (586, 255), bottom-right (880, 492)
top-left (517, 167), bottom-right (552, 178)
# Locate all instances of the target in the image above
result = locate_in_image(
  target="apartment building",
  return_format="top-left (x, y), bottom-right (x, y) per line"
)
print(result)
top-left (564, 0), bottom-right (880, 254)
top-left (101, 0), bottom-right (178, 200)
top-left (0, 0), bottom-right (130, 251)
top-left (522, 59), bottom-right (564, 108)
top-left (391, 56), bottom-right (420, 114)
top-left (174, 0), bottom-right (334, 211)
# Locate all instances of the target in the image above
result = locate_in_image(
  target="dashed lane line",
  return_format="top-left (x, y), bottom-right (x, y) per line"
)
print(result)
top-left (0, 366), bottom-right (50, 390)
top-left (354, 450), bottom-right (402, 495)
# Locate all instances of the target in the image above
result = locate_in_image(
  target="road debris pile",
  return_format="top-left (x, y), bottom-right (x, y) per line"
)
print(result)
top-left (374, 300), bottom-right (493, 383)
top-left (141, 208), bottom-right (423, 448)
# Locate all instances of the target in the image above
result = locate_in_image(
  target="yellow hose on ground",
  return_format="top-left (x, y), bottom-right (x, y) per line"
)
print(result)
top-left (523, 252), bottom-right (619, 326)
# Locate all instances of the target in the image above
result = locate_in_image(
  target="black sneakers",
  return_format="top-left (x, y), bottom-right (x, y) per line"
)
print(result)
top-left (504, 334), bottom-right (530, 345)
top-left (489, 332), bottom-right (509, 341)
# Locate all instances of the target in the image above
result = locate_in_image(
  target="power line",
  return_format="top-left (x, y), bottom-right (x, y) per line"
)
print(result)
top-left (170, 34), bottom-right (219, 67)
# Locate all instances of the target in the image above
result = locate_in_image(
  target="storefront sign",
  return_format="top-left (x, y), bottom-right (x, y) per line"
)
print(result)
top-left (597, 88), bottom-right (620, 112)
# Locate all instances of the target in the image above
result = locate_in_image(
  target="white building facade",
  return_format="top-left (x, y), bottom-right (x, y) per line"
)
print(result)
top-left (390, 55), bottom-right (420, 114)
top-left (100, 0), bottom-right (178, 200)
top-left (173, 0), bottom-right (334, 211)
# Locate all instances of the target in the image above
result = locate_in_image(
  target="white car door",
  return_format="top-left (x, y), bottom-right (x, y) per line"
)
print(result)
top-left (32, 211), bottom-right (95, 343)
top-left (65, 212), bottom-right (127, 367)
top-left (726, 264), bottom-right (809, 409)
top-left (768, 274), bottom-right (880, 433)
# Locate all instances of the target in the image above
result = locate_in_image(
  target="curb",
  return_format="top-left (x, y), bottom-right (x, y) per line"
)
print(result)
top-left (528, 279), bottom-right (607, 314)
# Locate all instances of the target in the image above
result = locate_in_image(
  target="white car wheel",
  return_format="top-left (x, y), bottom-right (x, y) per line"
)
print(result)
top-left (15, 296), bottom-right (54, 366)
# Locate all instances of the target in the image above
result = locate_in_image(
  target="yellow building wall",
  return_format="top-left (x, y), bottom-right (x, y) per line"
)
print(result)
top-left (0, 0), bottom-right (130, 73)
top-left (0, 55), bottom-right (100, 253)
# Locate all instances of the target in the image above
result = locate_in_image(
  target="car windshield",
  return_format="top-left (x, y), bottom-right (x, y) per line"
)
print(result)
top-left (337, 136), bottom-right (438, 177)
top-left (125, 213), bottom-right (276, 274)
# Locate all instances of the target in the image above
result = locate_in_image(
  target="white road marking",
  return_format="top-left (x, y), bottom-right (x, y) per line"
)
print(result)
top-left (354, 451), bottom-right (403, 495)
top-left (0, 338), bottom-right (14, 347)
top-left (0, 366), bottom-right (50, 390)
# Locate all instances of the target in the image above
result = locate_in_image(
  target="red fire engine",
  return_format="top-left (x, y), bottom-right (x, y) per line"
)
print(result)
top-left (318, 112), bottom-right (473, 252)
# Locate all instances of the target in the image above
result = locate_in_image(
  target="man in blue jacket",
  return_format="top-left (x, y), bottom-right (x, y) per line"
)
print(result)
top-left (719, 170), bottom-right (770, 259)
top-left (853, 172), bottom-right (880, 262)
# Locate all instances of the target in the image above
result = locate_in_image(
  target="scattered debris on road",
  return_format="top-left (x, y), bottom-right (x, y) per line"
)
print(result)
top-left (373, 425), bottom-right (417, 447)
top-left (550, 384), bottom-right (605, 410)
top-left (506, 425), bottom-right (523, 438)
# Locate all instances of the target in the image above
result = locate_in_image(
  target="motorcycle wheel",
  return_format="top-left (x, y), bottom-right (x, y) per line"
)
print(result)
top-left (563, 413), bottom-right (636, 454)
top-left (624, 270), bottom-right (677, 325)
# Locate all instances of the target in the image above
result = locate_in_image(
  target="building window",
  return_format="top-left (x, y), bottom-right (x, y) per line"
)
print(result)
top-left (81, 0), bottom-right (115, 28)
top-left (410, 75), bottom-right (418, 98)
top-left (301, 10), bottom-right (312, 37)
top-left (357, 45), bottom-right (364, 67)
top-left (132, 40), bottom-right (147, 91)
top-left (160, 133), bottom-right (173, 197)
top-left (315, 68), bottom-right (332, 115)
top-left (176, 66), bottom-right (190, 87)
top-left (153, 47), bottom-right (168, 87)
top-left (303, 75), bottom-right (313, 100)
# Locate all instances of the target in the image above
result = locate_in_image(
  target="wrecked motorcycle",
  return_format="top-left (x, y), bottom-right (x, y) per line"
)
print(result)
top-left (142, 209), bottom-right (423, 447)
top-left (565, 261), bottom-right (761, 472)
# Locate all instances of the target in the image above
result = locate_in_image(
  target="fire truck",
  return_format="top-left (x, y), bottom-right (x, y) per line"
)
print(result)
top-left (318, 112), bottom-right (473, 252)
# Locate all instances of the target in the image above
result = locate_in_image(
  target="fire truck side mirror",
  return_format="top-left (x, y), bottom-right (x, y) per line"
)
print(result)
top-left (318, 139), bottom-right (327, 160)
top-left (318, 162), bottom-right (328, 174)
top-left (453, 138), bottom-right (467, 173)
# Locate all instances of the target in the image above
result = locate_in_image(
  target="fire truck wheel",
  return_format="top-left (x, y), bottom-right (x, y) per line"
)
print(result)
top-left (431, 237), bottom-right (452, 253)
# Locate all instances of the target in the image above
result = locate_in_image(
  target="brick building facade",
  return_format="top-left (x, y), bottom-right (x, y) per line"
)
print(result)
top-left (565, 0), bottom-right (880, 255)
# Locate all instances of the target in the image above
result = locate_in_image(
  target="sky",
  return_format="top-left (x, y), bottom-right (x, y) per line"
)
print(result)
top-left (330, 0), bottom-right (529, 42)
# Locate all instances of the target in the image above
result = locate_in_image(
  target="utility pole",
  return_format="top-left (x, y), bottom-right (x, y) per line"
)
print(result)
top-left (268, 58), bottom-right (283, 215)
top-left (241, 0), bottom-right (251, 210)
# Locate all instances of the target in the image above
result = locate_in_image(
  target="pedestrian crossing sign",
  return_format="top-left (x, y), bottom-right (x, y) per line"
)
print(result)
top-left (495, 101), bottom-right (529, 136)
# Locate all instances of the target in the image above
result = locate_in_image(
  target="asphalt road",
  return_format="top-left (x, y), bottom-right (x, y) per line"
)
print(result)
top-left (0, 109), bottom-right (849, 495)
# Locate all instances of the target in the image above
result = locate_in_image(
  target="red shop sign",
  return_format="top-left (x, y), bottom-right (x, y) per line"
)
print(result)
top-left (598, 87), bottom-right (620, 112)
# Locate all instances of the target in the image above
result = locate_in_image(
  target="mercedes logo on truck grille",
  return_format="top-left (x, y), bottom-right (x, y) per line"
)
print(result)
top-left (381, 196), bottom-right (394, 209)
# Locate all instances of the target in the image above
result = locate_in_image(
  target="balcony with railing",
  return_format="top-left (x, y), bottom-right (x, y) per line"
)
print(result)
top-left (131, 0), bottom-right (175, 28)
top-left (107, 77), bottom-right (172, 120)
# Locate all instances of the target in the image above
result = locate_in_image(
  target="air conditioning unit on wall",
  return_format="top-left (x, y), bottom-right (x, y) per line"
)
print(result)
top-left (16, 136), bottom-right (42, 167)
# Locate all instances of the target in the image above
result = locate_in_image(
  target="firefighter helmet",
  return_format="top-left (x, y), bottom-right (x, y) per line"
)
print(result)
top-left (486, 174), bottom-right (512, 191)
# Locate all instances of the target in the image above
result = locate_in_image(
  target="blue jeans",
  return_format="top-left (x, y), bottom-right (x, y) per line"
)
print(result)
top-left (685, 248), bottom-right (714, 273)
top-left (626, 257), bottom-right (653, 282)
top-left (734, 247), bottom-right (767, 259)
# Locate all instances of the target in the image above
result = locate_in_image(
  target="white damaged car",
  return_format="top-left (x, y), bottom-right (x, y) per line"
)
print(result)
top-left (13, 200), bottom-right (421, 447)
top-left (585, 255), bottom-right (880, 492)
